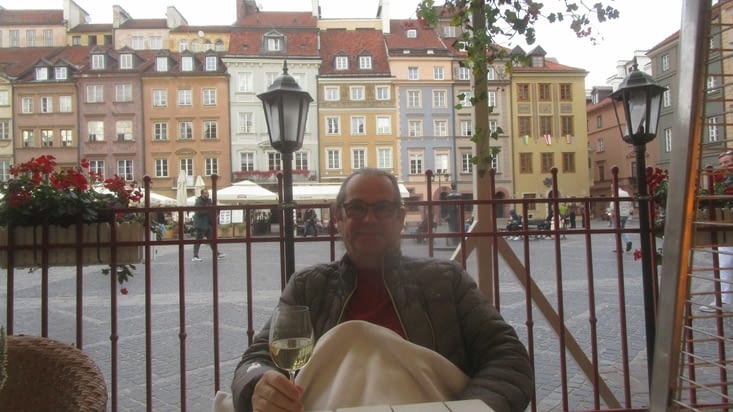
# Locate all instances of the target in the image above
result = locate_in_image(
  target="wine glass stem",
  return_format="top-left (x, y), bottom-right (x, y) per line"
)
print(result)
top-left (288, 370), bottom-right (296, 383)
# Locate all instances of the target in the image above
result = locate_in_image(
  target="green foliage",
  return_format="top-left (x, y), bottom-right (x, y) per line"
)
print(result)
top-left (101, 264), bottom-right (136, 286)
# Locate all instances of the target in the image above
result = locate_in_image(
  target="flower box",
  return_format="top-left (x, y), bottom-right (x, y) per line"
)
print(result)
top-left (0, 221), bottom-right (144, 268)
top-left (695, 208), bottom-right (733, 247)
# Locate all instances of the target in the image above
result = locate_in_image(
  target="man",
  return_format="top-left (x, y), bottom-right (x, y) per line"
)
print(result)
top-left (701, 150), bottom-right (733, 312)
top-left (192, 188), bottom-right (225, 261)
top-left (610, 182), bottom-right (634, 252)
top-left (231, 168), bottom-right (533, 412)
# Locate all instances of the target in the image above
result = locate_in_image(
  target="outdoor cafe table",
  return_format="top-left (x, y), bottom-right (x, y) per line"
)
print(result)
top-left (313, 399), bottom-right (492, 411)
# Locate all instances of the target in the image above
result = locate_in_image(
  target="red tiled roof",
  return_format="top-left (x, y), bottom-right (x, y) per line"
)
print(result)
top-left (228, 29), bottom-right (319, 57)
top-left (69, 24), bottom-right (113, 33)
top-left (319, 28), bottom-right (390, 76)
top-left (119, 19), bottom-right (168, 30)
top-left (235, 11), bottom-right (317, 28)
top-left (513, 59), bottom-right (587, 75)
top-left (0, 47), bottom-right (62, 78)
top-left (384, 19), bottom-right (447, 52)
top-left (170, 25), bottom-right (233, 33)
top-left (0, 9), bottom-right (64, 26)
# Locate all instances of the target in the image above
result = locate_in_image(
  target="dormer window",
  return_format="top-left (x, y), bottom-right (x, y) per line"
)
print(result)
top-left (54, 66), bottom-right (67, 80)
top-left (120, 54), bottom-right (133, 70)
top-left (264, 32), bottom-right (284, 52)
top-left (92, 54), bottom-right (105, 70)
top-left (406, 29), bottom-right (417, 38)
top-left (178, 39), bottom-right (188, 52)
top-left (531, 55), bottom-right (544, 68)
top-left (358, 55), bottom-right (372, 70)
top-left (35, 67), bottom-right (48, 81)
top-left (181, 56), bottom-right (194, 72)
top-left (156, 56), bottom-right (168, 72)
top-left (205, 56), bottom-right (217, 71)
top-left (335, 55), bottom-right (348, 70)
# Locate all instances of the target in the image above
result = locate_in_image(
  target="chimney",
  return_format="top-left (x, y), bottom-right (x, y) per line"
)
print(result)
top-left (237, 0), bottom-right (259, 22)
top-left (379, 0), bottom-right (390, 34)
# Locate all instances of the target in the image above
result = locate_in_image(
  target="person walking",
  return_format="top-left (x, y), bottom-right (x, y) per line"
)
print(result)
top-left (610, 182), bottom-right (633, 252)
top-left (701, 150), bottom-right (733, 312)
top-left (192, 188), bottom-right (225, 262)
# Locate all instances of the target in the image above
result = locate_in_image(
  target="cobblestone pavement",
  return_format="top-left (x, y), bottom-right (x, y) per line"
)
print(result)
top-left (0, 218), bottom-right (722, 411)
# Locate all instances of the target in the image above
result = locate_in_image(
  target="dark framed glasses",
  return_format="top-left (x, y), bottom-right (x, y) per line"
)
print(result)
top-left (341, 200), bottom-right (401, 220)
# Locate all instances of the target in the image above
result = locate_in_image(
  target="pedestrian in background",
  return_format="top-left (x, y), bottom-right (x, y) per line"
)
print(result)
top-left (610, 182), bottom-right (633, 252)
top-left (192, 188), bottom-right (225, 262)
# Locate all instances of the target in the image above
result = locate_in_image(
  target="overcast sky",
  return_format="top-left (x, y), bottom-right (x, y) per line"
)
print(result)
top-left (2, 0), bottom-right (684, 87)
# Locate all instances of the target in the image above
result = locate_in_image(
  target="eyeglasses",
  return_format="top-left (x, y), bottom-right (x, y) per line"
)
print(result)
top-left (341, 200), bottom-right (401, 220)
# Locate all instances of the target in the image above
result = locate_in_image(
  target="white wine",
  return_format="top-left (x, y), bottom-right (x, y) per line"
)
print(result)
top-left (270, 337), bottom-right (314, 371)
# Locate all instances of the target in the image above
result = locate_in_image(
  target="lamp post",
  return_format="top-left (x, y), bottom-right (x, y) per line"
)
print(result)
top-left (258, 60), bottom-right (313, 280)
top-left (611, 59), bottom-right (667, 375)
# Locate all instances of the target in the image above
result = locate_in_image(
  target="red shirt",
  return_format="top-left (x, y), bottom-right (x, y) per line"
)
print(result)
top-left (346, 269), bottom-right (405, 338)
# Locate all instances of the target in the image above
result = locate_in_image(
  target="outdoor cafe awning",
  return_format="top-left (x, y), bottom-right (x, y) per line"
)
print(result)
top-left (291, 183), bottom-right (410, 203)
top-left (214, 180), bottom-right (278, 204)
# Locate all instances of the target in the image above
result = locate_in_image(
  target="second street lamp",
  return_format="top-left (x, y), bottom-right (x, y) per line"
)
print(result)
top-left (611, 59), bottom-right (667, 376)
top-left (258, 60), bottom-right (313, 281)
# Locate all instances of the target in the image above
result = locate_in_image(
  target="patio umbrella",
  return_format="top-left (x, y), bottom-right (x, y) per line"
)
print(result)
top-left (176, 173), bottom-right (188, 207)
top-left (146, 192), bottom-right (177, 206)
top-left (194, 175), bottom-right (205, 198)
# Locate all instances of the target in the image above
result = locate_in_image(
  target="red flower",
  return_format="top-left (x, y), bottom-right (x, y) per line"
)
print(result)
top-left (120, 288), bottom-right (128, 295)
top-left (633, 249), bottom-right (642, 261)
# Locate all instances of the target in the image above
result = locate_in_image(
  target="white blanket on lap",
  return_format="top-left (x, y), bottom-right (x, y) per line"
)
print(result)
top-left (295, 320), bottom-right (470, 411)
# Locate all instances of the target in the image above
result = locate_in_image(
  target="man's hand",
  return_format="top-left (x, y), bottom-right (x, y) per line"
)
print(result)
top-left (251, 370), bottom-right (304, 412)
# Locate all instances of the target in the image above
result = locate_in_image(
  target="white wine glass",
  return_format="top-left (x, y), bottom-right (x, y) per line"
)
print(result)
top-left (268, 305), bottom-right (314, 383)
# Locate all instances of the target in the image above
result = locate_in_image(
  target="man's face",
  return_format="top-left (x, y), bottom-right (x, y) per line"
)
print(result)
top-left (720, 153), bottom-right (733, 170)
top-left (201, 190), bottom-right (209, 198)
top-left (334, 174), bottom-right (405, 268)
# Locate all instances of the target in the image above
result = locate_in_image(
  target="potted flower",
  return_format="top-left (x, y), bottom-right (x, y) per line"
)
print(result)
top-left (0, 155), bottom-right (144, 285)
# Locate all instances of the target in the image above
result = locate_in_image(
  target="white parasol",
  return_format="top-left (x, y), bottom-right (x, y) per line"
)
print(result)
top-left (194, 175), bottom-right (205, 198)
top-left (176, 173), bottom-right (188, 207)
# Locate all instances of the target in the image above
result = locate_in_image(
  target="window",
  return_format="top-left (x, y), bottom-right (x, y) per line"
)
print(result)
top-left (178, 89), bottom-right (192, 106)
top-left (517, 84), bottom-right (530, 101)
top-left (54, 66), bottom-right (67, 80)
top-left (662, 87), bottom-right (671, 108)
top-left (326, 117), bottom-right (340, 134)
top-left (41, 130), bottom-right (53, 147)
top-left (154, 122), bottom-right (169, 141)
top-left (664, 128), bottom-right (672, 152)
top-left (708, 116), bottom-right (720, 142)
top-left (294, 152), bottom-right (308, 170)
top-left (359, 56), bottom-right (372, 69)
top-left (238, 72), bottom-right (253, 92)
top-left (21, 97), bottom-right (33, 114)
top-left (180, 158), bottom-right (194, 177)
top-left (489, 150), bottom-right (500, 172)
top-left (376, 116), bottom-right (391, 134)
top-left (26, 30), bottom-right (35, 47)
top-left (59, 96), bottom-right (72, 112)
top-left (562, 152), bottom-right (575, 173)
top-left (559, 83), bottom-right (572, 101)
top-left (181, 56), bottom-right (194, 72)
top-left (326, 149), bottom-right (341, 170)
top-left (349, 86), bottom-right (365, 101)
top-left (178, 40), bottom-right (188, 52)
top-left (409, 152), bottom-right (423, 175)
top-left (205, 56), bottom-right (217, 71)
top-left (459, 90), bottom-right (473, 107)
top-left (9, 30), bottom-right (19, 47)
top-left (0, 91), bottom-right (8, 106)
top-left (462, 152), bottom-right (473, 173)
top-left (561, 116), bottom-right (574, 136)
top-left (116, 120), bottom-right (133, 141)
top-left (486, 67), bottom-right (495, 80)
top-left (115, 84), bottom-right (132, 102)
top-left (203, 121), bottom-right (217, 139)
top-left (488, 120), bottom-right (498, 133)
top-left (0, 121), bottom-right (8, 140)
top-left (457, 67), bottom-right (470, 80)
top-left (40, 97), bottom-right (53, 113)
top-left (433, 66), bottom-right (444, 80)
top-left (238, 112), bottom-right (254, 134)
top-left (519, 153), bottom-right (532, 173)
top-left (177, 121), bottom-right (192, 140)
top-left (324, 86), bottom-right (339, 101)
top-left (153, 89), bottom-right (167, 107)
top-left (377, 147), bottom-right (392, 169)
top-left (408, 120), bottom-right (422, 137)
top-left (86, 85), bottom-right (103, 103)
top-left (117, 160), bottom-right (134, 181)
top-left (518, 116), bottom-right (531, 137)
top-left (335, 55), bottom-right (348, 70)
top-left (407, 90), bottom-right (421, 108)
top-left (434, 120), bottom-right (448, 137)
top-left (43, 29), bottom-right (52, 47)
top-left (191, 39), bottom-right (200, 52)
top-left (72, 36), bottom-right (81, 45)
top-left (540, 152), bottom-right (554, 173)
top-left (89, 160), bottom-right (104, 178)
top-left (661, 54), bottom-right (670, 71)
top-left (240, 152), bottom-right (255, 171)
top-left (443, 26), bottom-right (456, 37)
top-left (407, 67), bottom-right (419, 80)
top-left (351, 117), bottom-right (366, 135)
top-left (597, 162), bottom-right (605, 182)
top-left (202, 88), bottom-right (217, 105)
top-left (119, 54), bottom-right (133, 69)
top-left (596, 138), bottom-right (605, 152)
top-left (539, 116), bottom-right (552, 135)
top-left (22, 130), bottom-right (34, 147)
top-left (132, 36), bottom-right (144, 49)
top-left (150, 36), bottom-right (162, 49)
top-left (155, 159), bottom-right (168, 178)
top-left (92, 54), bottom-right (105, 70)
top-left (156, 57), bottom-right (168, 72)
top-left (36, 67), bottom-right (48, 80)
top-left (406, 28), bottom-right (417, 38)
top-left (352, 148), bottom-right (366, 169)
top-left (205, 158), bottom-right (219, 176)
top-left (88, 121), bottom-right (104, 141)
top-left (487, 90), bottom-right (496, 107)
top-left (538, 84), bottom-right (551, 101)
top-left (375, 86), bottom-right (390, 100)
top-left (460, 120), bottom-right (473, 136)
top-left (60, 129), bottom-right (72, 146)
top-left (266, 36), bottom-right (284, 52)
top-left (433, 90), bottom-right (447, 108)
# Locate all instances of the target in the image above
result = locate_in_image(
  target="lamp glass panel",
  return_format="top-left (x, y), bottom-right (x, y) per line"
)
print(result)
top-left (266, 99), bottom-right (283, 145)
top-left (647, 93), bottom-right (662, 135)
top-left (628, 89), bottom-right (648, 135)
top-left (282, 96), bottom-right (303, 144)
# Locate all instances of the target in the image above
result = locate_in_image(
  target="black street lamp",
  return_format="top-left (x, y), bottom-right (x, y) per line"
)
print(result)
top-left (258, 60), bottom-right (313, 280)
top-left (611, 59), bottom-right (667, 375)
